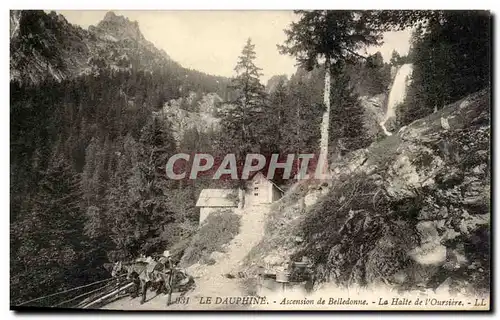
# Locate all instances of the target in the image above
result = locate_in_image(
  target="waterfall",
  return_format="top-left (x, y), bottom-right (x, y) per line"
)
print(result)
top-left (380, 63), bottom-right (413, 136)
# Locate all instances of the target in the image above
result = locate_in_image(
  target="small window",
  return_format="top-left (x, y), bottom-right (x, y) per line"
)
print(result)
top-left (254, 187), bottom-right (259, 191)
top-left (254, 181), bottom-right (259, 185)
top-left (254, 193), bottom-right (259, 196)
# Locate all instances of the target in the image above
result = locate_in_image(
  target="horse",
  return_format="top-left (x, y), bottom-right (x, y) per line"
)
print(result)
top-left (111, 260), bottom-right (167, 304)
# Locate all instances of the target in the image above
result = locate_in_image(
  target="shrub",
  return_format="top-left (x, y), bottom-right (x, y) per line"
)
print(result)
top-left (297, 173), bottom-right (390, 265)
top-left (180, 210), bottom-right (241, 266)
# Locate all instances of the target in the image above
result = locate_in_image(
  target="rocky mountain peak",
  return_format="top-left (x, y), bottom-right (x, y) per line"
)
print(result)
top-left (95, 11), bottom-right (143, 42)
top-left (102, 11), bottom-right (119, 22)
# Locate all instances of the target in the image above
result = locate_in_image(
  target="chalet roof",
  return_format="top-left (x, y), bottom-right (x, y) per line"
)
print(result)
top-left (195, 189), bottom-right (238, 207)
top-left (250, 171), bottom-right (285, 193)
top-left (270, 180), bottom-right (284, 194)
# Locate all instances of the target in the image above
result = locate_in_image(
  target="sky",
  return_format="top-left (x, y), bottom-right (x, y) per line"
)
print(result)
top-left (57, 10), bottom-right (412, 82)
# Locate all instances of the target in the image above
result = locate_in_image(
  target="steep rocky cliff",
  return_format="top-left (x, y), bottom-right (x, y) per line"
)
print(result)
top-left (244, 88), bottom-right (490, 296)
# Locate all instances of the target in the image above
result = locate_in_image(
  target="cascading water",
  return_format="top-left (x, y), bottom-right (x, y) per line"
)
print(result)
top-left (380, 63), bottom-right (413, 136)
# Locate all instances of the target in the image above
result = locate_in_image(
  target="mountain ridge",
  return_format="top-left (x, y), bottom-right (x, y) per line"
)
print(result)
top-left (10, 10), bottom-right (230, 94)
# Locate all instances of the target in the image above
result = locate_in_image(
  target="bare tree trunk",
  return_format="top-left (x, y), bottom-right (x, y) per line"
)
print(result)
top-left (318, 58), bottom-right (331, 175)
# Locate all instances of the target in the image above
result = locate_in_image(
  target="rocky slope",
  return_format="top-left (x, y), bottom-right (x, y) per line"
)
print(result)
top-left (359, 93), bottom-right (387, 141)
top-left (244, 88), bottom-right (490, 297)
top-left (154, 92), bottom-right (224, 142)
top-left (10, 10), bottom-right (90, 84)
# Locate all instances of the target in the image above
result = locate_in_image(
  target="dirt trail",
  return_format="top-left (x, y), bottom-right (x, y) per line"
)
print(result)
top-left (102, 204), bottom-right (270, 310)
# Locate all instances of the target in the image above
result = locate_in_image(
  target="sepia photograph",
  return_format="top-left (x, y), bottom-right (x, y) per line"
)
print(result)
top-left (9, 8), bottom-right (491, 311)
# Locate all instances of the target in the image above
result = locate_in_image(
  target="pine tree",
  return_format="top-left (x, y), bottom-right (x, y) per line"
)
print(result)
top-left (390, 50), bottom-right (402, 66)
top-left (329, 72), bottom-right (370, 157)
top-left (279, 10), bottom-right (383, 169)
top-left (124, 116), bottom-right (178, 256)
top-left (218, 38), bottom-right (267, 160)
top-left (97, 133), bottom-right (134, 260)
top-left (281, 69), bottom-right (323, 157)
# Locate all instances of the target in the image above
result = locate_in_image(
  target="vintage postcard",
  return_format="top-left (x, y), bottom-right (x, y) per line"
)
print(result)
top-left (10, 10), bottom-right (491, 311)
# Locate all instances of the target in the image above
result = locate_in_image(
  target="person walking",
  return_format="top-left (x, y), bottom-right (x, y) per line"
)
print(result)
top-left (160, 250), bottom-right (175, 306)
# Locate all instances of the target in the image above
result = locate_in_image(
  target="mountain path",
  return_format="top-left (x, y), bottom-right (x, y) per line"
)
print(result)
top-left (102, 204), bottom-right (270, 310)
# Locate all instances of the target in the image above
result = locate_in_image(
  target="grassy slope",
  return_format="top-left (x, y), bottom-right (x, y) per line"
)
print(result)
top-left (180, 210), bottom-right (241, 267)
